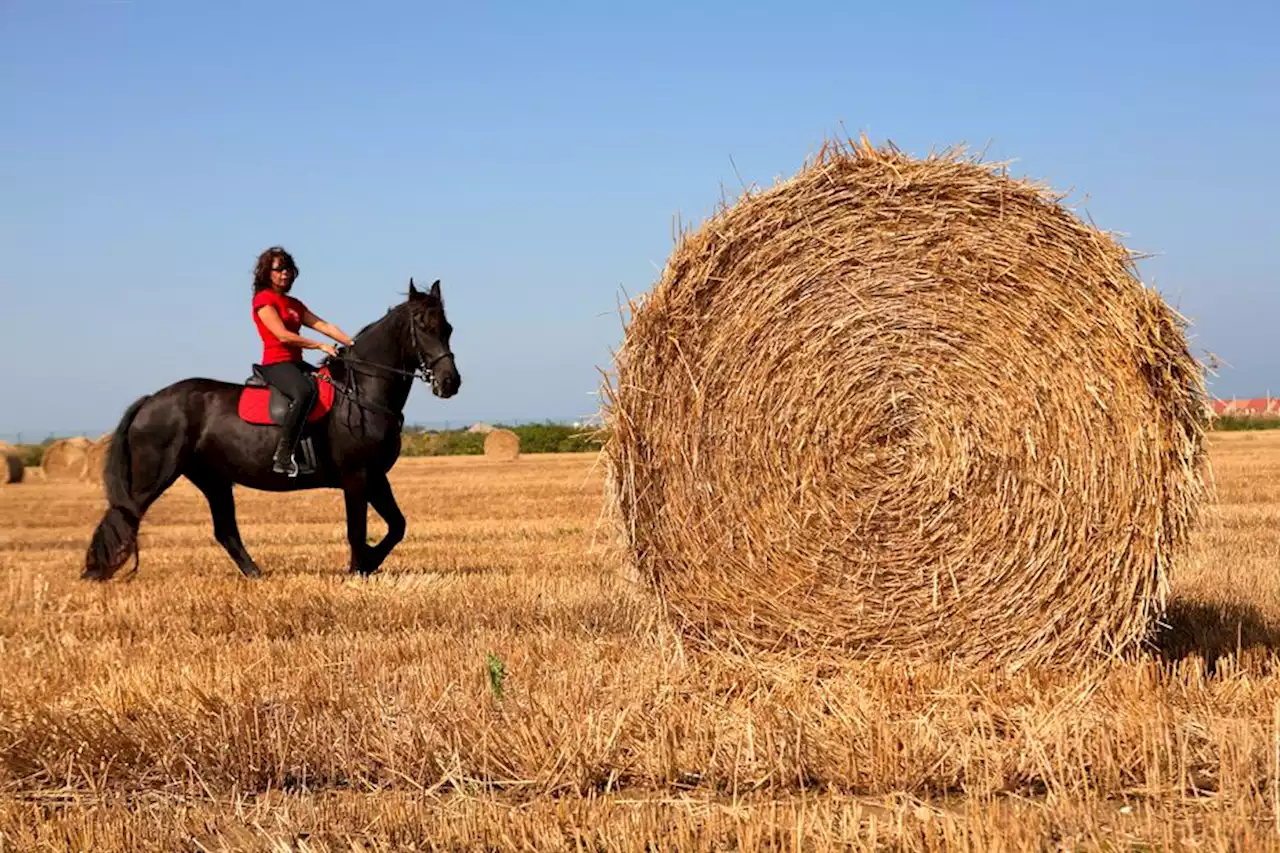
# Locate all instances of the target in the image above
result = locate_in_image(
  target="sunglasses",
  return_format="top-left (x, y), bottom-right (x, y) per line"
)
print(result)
top-left (271, 265), bottom-right (295, 274)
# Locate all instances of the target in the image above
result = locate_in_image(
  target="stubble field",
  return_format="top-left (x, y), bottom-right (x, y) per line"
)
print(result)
top-left (2, 433), bottom-right (1280, 851)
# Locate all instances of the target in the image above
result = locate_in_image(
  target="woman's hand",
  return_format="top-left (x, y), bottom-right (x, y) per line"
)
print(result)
top-left (319, 343), bottom-right (339, 358)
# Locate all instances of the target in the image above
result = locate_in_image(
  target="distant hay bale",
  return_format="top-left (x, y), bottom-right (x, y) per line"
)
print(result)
top-left (85, 435), bottom-right (113, 484)
top-left (601, 138), bottom-right (1209, 670)
top-left (0, 447), bottom-right (22, 486)
top-left (483, 429), bottom-right (521, 461)
top-left (41, 437), bottom-right (92, 482)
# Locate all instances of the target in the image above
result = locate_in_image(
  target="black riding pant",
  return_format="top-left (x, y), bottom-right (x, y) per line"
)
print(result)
top-left (259, 361), bottom-right (316, 457)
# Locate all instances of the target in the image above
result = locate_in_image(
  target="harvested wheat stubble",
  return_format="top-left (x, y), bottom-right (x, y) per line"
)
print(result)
top-left (601, 138), bottom-right (1209, 670)
top-left (41, 436), bottom-right (92, 482)
top-left (0, 447), bottom-right (22, 485)
top-left (84, 433), bottom-right (112, 484)
top-left (484, 428), bottom-right (521, 461)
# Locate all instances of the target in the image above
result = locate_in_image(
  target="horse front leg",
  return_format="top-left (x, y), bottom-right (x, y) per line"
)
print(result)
top-left (342, 474), bottom-right (373, 575)
top-left (364, 470), bottom-right (406, 574)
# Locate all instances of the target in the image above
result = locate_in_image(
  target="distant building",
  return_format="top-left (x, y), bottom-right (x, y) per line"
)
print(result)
top-left (1209, 397), bottom-right (1280, 417)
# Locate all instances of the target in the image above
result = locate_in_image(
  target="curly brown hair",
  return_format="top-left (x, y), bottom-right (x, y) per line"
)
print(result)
top-left (252, 246), bottom-right (299, 293)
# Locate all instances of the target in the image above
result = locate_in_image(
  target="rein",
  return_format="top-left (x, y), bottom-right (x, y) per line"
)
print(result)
top-left (317, 328), bottom-right (454, 426)
top-left (315, 367), bottom-right (404, 425)
top-left (335, 349), bottom-right (453, 383)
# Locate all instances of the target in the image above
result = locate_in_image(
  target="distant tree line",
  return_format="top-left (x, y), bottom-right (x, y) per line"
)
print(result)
top-left (7, 414), bottom-right (1269, 468)
top-left (400, 422), bottom-right (608, 456)
top-left (1210, 415), bottom-right (1280, 432)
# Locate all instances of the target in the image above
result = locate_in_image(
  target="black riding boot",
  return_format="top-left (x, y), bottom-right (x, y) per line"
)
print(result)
top-left (275, 389), bottom-right (318, 476)
top-left (272, 416), bottom-right (303, 476)
top-left (259, 361), bottom-right (317, 477)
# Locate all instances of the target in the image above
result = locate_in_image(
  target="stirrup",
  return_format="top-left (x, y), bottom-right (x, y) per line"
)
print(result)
top-left (273, 454), bottom-right (299, 477)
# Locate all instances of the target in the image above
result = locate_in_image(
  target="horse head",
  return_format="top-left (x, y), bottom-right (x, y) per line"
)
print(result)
top-left (407, 278), bottom-right (461, 398)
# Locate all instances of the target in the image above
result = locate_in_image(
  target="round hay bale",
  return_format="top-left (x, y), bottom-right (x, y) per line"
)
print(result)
top-left (85, 435), bottom-right (113, 485)
top-left (483, 428), bottom-right (521, 461)
top-left (601, 138), bottom-right (1209, 670)
top-left (41, 437), bottom-right (93, 482)
top-left (0, 447), bottom-right (23, 485)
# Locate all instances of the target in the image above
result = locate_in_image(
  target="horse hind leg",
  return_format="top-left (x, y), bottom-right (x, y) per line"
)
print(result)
top-left (189, 471), bottom-right (262, 578)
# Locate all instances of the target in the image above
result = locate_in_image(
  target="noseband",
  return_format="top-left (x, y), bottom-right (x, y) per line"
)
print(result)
top-left (410, 319), bottom-right (454, 382)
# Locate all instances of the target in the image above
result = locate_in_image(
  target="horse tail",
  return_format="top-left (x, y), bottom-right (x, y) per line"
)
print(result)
top-left (83, 394), bottom-right (149, 580)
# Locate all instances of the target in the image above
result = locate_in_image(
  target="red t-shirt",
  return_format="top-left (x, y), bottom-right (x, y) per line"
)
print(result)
top-left (252, 289), bottom-right (310, 364)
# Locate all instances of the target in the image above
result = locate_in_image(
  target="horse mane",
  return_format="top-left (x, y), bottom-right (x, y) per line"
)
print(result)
top-left (350, 289), bottom-right (441, 341)
top-left (351, 310), bottom-right (394, 342)
top-left (320, 290), bottom-right (441, 378)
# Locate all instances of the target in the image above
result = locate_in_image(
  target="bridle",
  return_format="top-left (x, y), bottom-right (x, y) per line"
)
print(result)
top-left (409, 315), bottom-right (456, 380)
top-left (335, 347), bottom-right (451, 384)
top-left (317, 315), bottom-right (454, 425)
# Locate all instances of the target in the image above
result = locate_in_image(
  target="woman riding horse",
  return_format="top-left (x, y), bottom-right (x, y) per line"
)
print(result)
top-left (251, 246), bottom-right (354, 476)
top-left (82, 269), bottom-right (460, 581)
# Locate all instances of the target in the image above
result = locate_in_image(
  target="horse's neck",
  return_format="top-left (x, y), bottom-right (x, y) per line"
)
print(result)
top-left (350, 308), bottom-right (410, 368)
top-left (344, 308), bottom-right (414, 410)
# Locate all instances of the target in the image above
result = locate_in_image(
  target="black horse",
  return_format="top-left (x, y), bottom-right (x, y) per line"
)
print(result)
top-left (83, 278), bottom-right (460, 581)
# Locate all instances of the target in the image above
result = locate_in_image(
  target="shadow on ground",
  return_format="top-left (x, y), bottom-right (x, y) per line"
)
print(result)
top-left (1150, 598), bottom-right (1280, 671)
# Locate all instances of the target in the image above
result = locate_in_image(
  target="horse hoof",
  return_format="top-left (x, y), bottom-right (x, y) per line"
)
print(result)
top-left (239, 566), bottom-right (262, 579)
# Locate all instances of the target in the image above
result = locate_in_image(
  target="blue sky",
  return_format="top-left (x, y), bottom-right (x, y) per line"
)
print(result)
top-left (1, 1), bottom-right (1276, 439)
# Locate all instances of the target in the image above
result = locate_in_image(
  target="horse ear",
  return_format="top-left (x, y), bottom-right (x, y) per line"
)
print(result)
top-left (429, 279), bottom-right (441, 300)
top-left (408, 277), bottom-right (419, 298)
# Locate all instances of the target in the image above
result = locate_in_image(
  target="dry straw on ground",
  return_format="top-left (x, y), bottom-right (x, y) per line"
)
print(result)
top-left (0, 447), bottom-right (22, 486)
top-left (484, 428), bottom-right (521, 461)
top-left (41, 436), bottom-right (92, 482)
top-left (84, 434), bottom-right (113, 485)
top-left (601, 137), bottom-right (1210, 670)
top-left (3, 444), bottom-right (1280, 846)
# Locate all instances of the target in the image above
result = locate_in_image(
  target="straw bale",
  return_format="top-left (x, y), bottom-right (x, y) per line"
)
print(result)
top-left (85, 435), bottom-right (113, 484)
top-left (0, 447), bottom-right (22, 485)
top-left (483, 429), bottom-right (521, 461)
top-left (601, 138), bottom-right (1209, 670)
top-left (42, 437), bottom-right (93, 482)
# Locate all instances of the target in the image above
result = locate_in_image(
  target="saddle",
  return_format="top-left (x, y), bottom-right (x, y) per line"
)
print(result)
top-left (237, 364), bottom-right (337, 426)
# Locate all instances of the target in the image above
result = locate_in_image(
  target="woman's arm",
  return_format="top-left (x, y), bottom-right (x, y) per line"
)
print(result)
top-left (257, 306), bottom-right (337, 355)
top-left (300, 308), bottom-right (354, 346)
